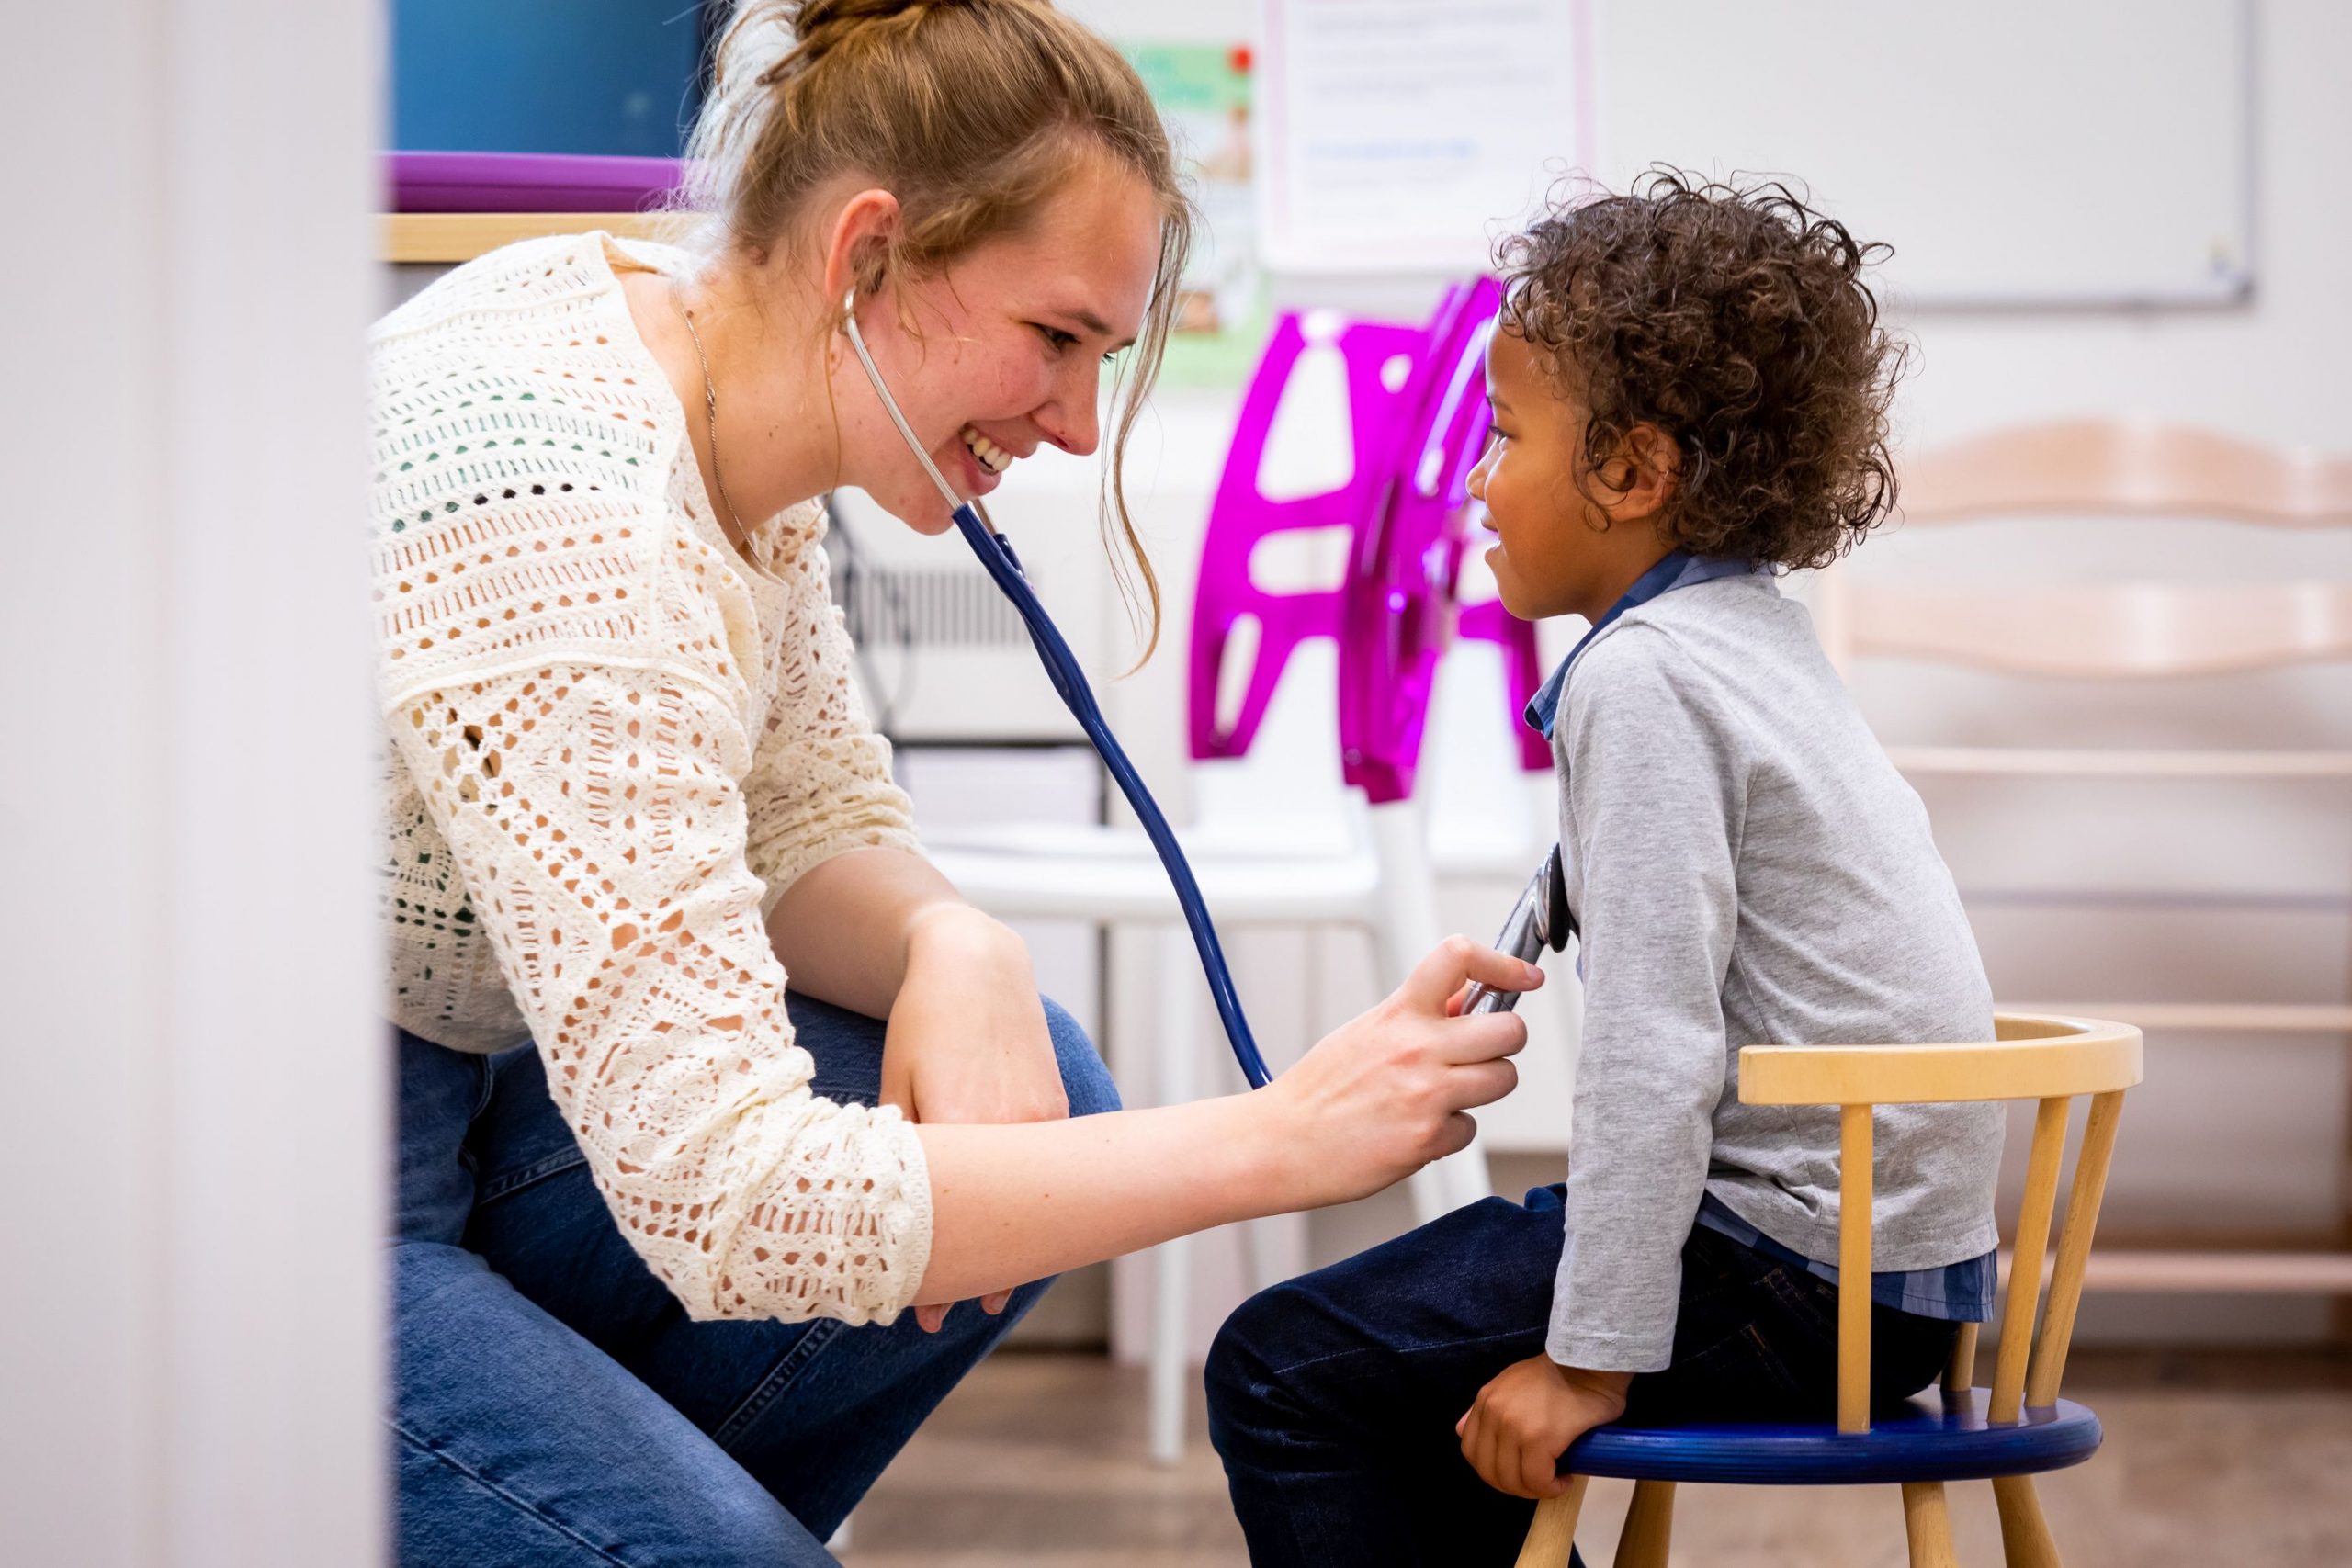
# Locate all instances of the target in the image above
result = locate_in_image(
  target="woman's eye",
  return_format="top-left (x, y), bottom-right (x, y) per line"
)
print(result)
top-left (1034, 323), bottom-right (1078, 354)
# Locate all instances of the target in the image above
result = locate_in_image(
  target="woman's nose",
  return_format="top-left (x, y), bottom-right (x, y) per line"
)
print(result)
top-left (1034, 366), bottom-right (1102, 457)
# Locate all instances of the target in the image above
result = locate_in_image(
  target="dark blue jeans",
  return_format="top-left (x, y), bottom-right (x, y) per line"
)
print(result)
top-left (1205, 1185), bottom-right (1957, 1567)
top-left (391, 991), bottom-right (1119, 1568)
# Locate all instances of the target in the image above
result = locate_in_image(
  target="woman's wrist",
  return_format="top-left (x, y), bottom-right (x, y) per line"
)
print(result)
top-left (1232, 1073), bottom-right (1329, 1213)
top-left (902, 900), bottom-right (1028, 974)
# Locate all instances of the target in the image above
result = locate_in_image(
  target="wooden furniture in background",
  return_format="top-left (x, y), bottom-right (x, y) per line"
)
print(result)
top-left (1815, 418), bottom-right (2352, 1303)
top-left (382, 210), bottom-right (662, 265)
top-left (1515, 1013), bottom-right (2143, 1568)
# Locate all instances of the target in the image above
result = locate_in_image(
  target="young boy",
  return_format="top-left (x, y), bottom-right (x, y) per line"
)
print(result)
top-left (1205, 174), bottom-right (2003, 1566)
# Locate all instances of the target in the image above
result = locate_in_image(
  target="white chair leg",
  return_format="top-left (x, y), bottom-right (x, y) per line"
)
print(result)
top-left (1148, 925), bottom-right (1199, 1466)
top-left (1364, 800), bottom-right (1497, 1221)
top-left (1240, 1213), bottom-right (1288, 1293)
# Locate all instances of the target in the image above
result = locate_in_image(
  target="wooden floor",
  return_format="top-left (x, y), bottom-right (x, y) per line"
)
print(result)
top-left (844, 1348), bottom-right (2352, 1567)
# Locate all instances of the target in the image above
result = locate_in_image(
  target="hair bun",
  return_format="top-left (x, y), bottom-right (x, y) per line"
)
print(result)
top-left (792, 0), bottom-right (959, 47)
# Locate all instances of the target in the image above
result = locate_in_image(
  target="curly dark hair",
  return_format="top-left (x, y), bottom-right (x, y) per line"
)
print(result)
top-left (1495, 169), bottom-right (1907, 570)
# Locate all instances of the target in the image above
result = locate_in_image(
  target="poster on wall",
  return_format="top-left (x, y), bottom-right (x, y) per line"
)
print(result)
top-left (1257, 0), bottom-right (1594, 274)
top-left (1125, 39), bottom-right (1271, 385)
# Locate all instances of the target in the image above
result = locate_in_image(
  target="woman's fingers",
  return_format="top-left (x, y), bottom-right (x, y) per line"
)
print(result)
top-left (981, 1290), bottom-right (1012, 1315)
top-left (1445, 1057), bottom-right (1521, 1112)
top-left (1399, 935), bottom-right (1544, 1014)
top-left (1432, 1007), bottom-right (1530, 1066)
top-left (1436, 1111), bottom-right (1479, 1158)
top-left (916, 1303), bottom-right (951, 1334)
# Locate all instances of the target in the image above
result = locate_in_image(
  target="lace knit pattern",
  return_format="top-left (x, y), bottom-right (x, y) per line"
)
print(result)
top-left (371, 233), bottom-right (930, 1324)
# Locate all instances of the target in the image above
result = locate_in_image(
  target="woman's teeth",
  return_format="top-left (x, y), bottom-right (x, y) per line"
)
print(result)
top-left (960, 425), bottom-right (1013, 475)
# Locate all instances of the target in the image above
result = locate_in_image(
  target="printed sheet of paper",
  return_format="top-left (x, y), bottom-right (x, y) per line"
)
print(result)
top-left (1258, 0), bottom-right (1592, 273)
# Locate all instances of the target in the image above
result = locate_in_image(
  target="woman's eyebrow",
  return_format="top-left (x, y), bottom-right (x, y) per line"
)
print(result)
top-left (1052, 305), bottom-right (1136, 351)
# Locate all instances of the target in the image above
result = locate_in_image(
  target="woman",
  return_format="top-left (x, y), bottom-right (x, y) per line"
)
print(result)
top-left (379, 2), bottom-right (1538, 1562)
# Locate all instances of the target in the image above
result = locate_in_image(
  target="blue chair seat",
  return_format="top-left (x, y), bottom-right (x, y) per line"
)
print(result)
top-left (1558, 1389), bottom-right (2103, 1486)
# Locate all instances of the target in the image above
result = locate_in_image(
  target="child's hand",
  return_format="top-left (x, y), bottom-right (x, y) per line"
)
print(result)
top-left (1456, 1357), bottom-right (1633, 1499)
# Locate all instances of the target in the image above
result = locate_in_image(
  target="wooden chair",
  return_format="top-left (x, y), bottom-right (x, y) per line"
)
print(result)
top-left (1514, 1013), bottom-right (2143, 1568)
top-left (1811, 418), bottom-right (2352, 1301)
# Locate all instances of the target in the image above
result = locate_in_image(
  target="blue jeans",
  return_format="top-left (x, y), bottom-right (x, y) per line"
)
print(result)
top-left (1205, 1185), bottom-right (1957, 1567)
top-left (391, 991), bottom-right (1119, 1568)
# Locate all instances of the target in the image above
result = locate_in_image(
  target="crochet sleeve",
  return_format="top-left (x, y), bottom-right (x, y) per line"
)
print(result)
top-left (742, 501), bottom-right (921, 916)
top-left (385, 658), bottom-right (933, 1325)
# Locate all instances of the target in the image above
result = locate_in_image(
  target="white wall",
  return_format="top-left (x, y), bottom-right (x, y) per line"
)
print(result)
top-left (1005, 0), bottom-right (2352, 1352)
top-left (0, 3), bottom-right (386, 1563)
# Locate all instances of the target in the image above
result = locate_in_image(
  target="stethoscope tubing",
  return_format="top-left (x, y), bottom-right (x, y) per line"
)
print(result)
top-left (842, 290), bottom-right (1274, 1089)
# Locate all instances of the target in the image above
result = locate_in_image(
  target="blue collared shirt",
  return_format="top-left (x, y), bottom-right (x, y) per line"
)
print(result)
top-left (1523, 551), bottom-right (1758, 740)
top-left (1528, 550), bottom-right (1996, 1323)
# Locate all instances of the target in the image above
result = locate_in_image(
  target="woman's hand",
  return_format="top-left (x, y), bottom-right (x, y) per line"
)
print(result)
top-left (1261, 937), bottom-right (1544, 1210)
top-left (1457, 1357), bottom-right (1631, 1499)
top-left (883, 903), bottom-right (1067, 1331)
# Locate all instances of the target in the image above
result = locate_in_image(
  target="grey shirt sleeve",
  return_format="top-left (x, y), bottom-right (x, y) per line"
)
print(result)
top-left (1548, 628), bottom-right (1747, 1372)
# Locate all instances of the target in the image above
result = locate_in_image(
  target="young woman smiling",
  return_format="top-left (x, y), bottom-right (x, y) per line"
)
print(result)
top-left (375, 3), bottom-right (1538, 1562)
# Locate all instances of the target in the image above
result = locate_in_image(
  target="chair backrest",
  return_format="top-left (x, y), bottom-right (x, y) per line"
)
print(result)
top-left (1815, 418), bottom-right (2352, 682)
top-left (1187, 284), bottom-right (1546, 803)
top-left (1738, 1013), bottom-right (2144, 1433)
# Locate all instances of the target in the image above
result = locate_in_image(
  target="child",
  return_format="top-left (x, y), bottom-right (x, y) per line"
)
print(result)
top-left (1204, 172), bottom-right (2003, 1566)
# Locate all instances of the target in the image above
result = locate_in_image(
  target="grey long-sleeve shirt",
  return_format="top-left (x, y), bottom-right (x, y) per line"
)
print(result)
top-left (1544, 570), bottom-right (2002, 1372)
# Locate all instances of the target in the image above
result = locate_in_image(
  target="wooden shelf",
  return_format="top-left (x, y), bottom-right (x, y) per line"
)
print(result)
top-left (2086, 1249), bottom-right (2352, 1293)
top-left (383, 211), bottom-right (663, 265)
top-left (2004, 1247), bottom-right (2352, 1295)
top-left (2001, 1003), bottom-right (2352, 1034)
top-left (1886, 745), bottom-right (2352, 779)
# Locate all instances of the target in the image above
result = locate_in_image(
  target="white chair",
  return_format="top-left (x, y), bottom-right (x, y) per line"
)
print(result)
top-left (928, 655), bottom-right (1498, 1462)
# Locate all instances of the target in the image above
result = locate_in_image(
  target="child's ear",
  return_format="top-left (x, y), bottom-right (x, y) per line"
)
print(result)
top-left (1598, 423), bottom-right (1680, 525)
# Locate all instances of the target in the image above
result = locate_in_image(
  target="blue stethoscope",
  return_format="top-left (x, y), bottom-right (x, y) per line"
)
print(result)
top-left (842, 291), bottom-right (1276, 1089)
top-left (841, 293), bottom-right (1566, 1092)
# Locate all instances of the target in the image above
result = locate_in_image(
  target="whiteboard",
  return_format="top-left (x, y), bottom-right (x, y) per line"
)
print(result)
top-left (1591, 0), bottom-right (2253, 308)
top-left (1256, 0), bottom-right (1595, 272)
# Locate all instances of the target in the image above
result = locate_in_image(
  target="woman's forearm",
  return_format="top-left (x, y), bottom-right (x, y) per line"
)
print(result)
top-left (901, 934), bottom-right (1545, 1305)
top-left (910, 1091), bottom-right (1290, 1304)
top-left (767, 846), bottom-right (989, 1017)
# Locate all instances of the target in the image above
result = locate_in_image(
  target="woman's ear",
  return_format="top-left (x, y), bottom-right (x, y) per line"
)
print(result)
top-left (1599, 423), bottom-right (1680, 525)
top-left (819, 186), bottom-right (902, 313)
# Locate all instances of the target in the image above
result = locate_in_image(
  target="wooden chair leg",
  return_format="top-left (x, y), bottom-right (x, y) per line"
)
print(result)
top-left (1993, 1473), bottom-right (2064, 1568)
top-left (1902, 1482), bottom-right (1961, 1568)
top-left (1612, 1479), bottom-right (1676, 1567)
top-left (1513, 1475), bottom-right (1589, 1568)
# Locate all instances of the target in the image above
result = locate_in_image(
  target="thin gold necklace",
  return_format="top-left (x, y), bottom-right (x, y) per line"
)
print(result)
top-left (671, 282), bottom-right (770, 574)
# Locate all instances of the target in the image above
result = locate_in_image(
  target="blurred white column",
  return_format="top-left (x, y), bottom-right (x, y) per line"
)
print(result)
top-left (1, 3), bottom-right (384, 1566)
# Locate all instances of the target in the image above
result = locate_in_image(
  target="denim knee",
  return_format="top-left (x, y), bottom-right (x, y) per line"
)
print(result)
top-left (1204, 1276), bottom-right (1307, 1442)
top-left (1042, 995), bottom-right (1120, 1118)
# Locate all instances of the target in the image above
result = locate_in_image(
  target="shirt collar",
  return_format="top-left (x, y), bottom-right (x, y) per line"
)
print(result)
top-left (1522, 551), bottom-right (1760, 739)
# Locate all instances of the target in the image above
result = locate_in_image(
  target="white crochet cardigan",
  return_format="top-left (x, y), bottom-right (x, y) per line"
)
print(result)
top-left (371, 233), bottom-right (930, 1325)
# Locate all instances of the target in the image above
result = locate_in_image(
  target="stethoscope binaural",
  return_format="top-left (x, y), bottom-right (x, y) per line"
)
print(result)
top-left (839, 289), bottom-right (1566, 1091)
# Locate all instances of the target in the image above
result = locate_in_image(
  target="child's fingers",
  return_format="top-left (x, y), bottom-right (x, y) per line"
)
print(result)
top-left (1467, 1411), bottom-right (1510, 1497)
top-left (1518, 1440), bottom-right (1565, 1500)
top-left (981, 1290), bottom-right (1012, 1315)
top-left (915, 1303), bottom-right (950, 1333)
